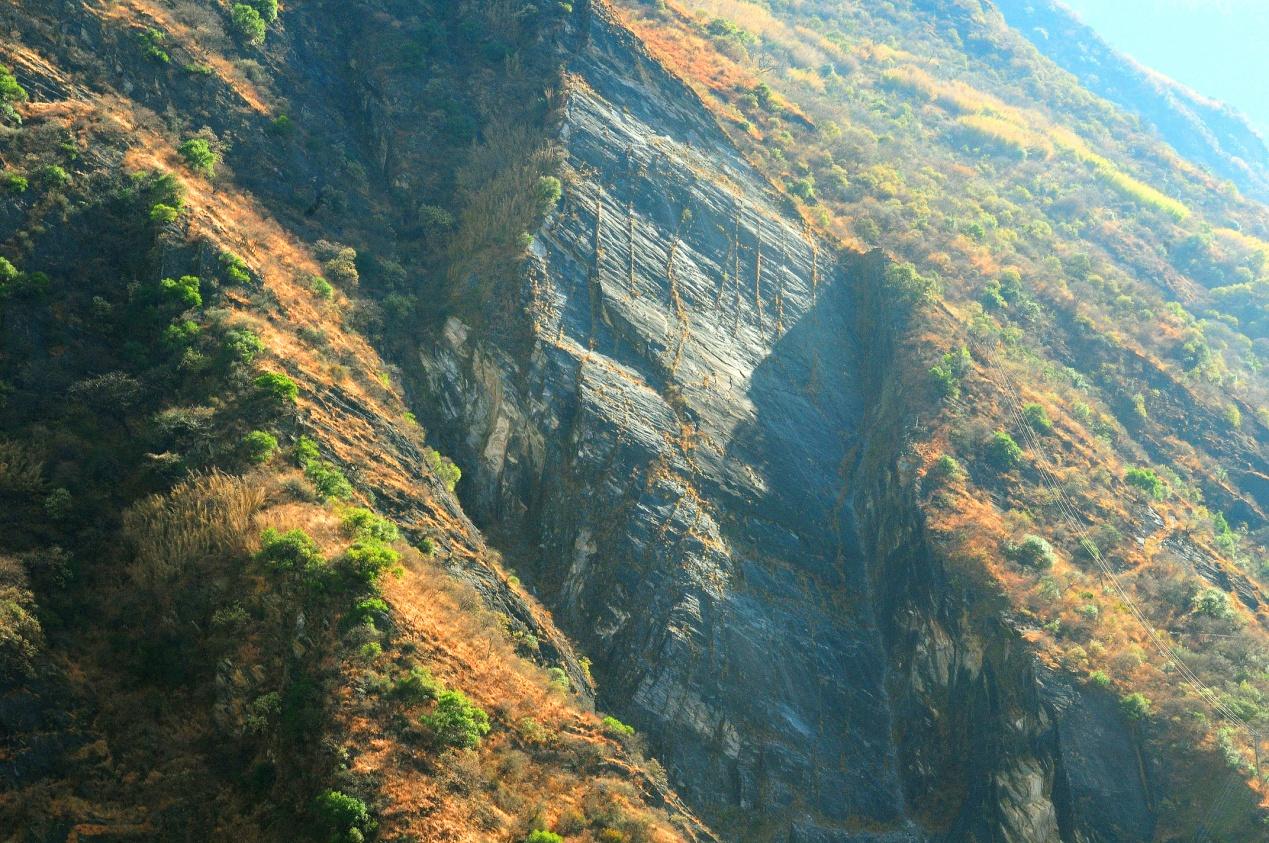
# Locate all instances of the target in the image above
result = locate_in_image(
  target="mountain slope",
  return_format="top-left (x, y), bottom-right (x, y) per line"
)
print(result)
top-left (2, 0), bottom-right (1269, 842)
top-left (994, 0), bottom-right (1269, 203)
top-left (0, 2), bottom-right (710, 840)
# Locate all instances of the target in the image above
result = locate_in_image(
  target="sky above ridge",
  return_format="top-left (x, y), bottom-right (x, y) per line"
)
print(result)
top-left (1059, 0), bottom-right (1269, 136)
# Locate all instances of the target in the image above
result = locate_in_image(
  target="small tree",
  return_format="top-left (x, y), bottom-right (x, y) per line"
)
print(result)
top-left (421, 690), bottom-right (491, 749)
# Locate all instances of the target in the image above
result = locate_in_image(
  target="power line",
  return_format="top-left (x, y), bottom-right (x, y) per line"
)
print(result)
top-left (970, 336), bottom-right (1262, 740)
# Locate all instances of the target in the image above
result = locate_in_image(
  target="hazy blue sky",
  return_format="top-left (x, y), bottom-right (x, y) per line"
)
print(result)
top-left (1060, 0), bottom-right (1269, 136)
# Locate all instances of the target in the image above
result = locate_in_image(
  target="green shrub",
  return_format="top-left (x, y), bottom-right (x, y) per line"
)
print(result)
top-left (42, 488), bottom-right (72, 520)
top-left (256, 527), bottom-right (324, 575)
top-left (985, 431), bottom-right (1023, 471)
top-left (420, 690), bottom-right (491, 749)
top-left (0, 595), bottom-right (42, 676)
top-left (162, 319), bottom-right (201, 349)
top-left (929, 347), bottom-right (970, 400)
top-left (925, 454), bottom-right (964, 486)
top-left (253, 372), bottom-right (298, 405)
top-left (178, 138), bottom-right (218, 178)
top-left (305, 459), bottom-right (353, 501)
top-left (309, 274), bottom-right (334, 299)
top-left (150, 203), bottom-right (181, 224)
top-left (268, 114), bottom-right (295, 136)
top-left (293, 435), bottom-right (320, 466)
top-left (1090, 670), bottom-right (1111, 688)
top-left (314, 790), bottom-right (376, 843)
top-left (1006, 534), bottom-right (1057, 569)
top-left (883, 261), bottom-right (938, 309)
top-left (1, 171), bottom-right (27, 193)
top-left (36, 164), bottom-right (70, 188)
top-left (318, 242), bottom-right (360, 288)
top-left (1021, 403), bottom-right (1053, 434)
top-left (1191, 587), bottom-right (1233, 620)
top-left (536, 175), bottom-right (563, 213)
top-left (424, 447), bottom-right (461, 492)
top-left (220, 251), bottom-right (252, 285)
top-left (393, 665), bottom-right (441, 705)
top-left (1125, 467), bottom-right (1166, 500)
top-left (1119, 692), bottom-right (1152, 721)
top-left (342, 508), bottom-right (399, 543)
top-left (230, 4), bottom-right (268, 46)
top-left (341, 540), bottom-right (399, 585)
top-left (159, 275), bottom-right (203, 311)
top-left (139, 28), bottom-right (170, 63)
top-left (246, 0), bottom-right (279, 24)
top-left (243, 430), bottom-right (279, 463)
top-left (0, 64), bottom-right (27, 123)
top-left (525, 832), bottom-right (564, 843)
top-left (600, 715), bottom-right (635, 738)
top-left (222, 327), bottom-right (265, 366)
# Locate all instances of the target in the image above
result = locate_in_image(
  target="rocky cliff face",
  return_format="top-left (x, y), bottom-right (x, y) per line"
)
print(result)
top-left (410, 5), bottom-right (1158, 840)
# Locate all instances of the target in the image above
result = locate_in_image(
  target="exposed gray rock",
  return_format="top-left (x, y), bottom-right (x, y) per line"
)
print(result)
top-left (414, 4), bottom-right (1160, 840)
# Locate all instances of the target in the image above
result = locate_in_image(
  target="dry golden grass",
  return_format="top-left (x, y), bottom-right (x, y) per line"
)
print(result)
top-left (123, 470), bottom-right (266, 592)
top-left (88, 0), bottom-right (272, 114)
top-left (330, 556), bottom-right (697, 842)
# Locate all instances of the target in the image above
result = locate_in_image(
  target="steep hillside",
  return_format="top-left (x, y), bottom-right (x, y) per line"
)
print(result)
top-left (0, 2), bottom-right (710, 841)
top-left (2, 0), bottom-right (1269, 842)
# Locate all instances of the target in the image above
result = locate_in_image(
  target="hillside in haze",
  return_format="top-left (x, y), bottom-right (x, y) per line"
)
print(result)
top-left (1, 1), bottom-right (1267, 842)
